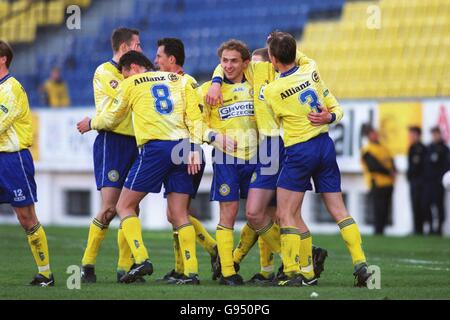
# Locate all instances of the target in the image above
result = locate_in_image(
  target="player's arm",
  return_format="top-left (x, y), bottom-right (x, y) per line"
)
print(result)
top-left (206, 49), bottom-right (308, 105)
top-left (77, 83), bottom-right (130, 133)
top-left (307, 64), bottom-right (344, 126)
top-left (0, 91), bottom-right (23, 135)
top-left (91, 83), bottom-right (130, 131)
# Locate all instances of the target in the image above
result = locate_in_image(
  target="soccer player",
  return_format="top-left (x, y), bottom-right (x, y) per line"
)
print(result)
top-left (207, 43), bottom-right (328, 285)
top-left (76, 28), bottom-right (143, 283)
top-left (263, 32), bottom-right (371, 287)
top-left (0, 40), bottom-right (54, 286)
top-left (78, 51), bottom-right (218, 285)
top-left (154, 38), bottom-right (219, 283)
top-left (200, 39), bottom-right (259, 285)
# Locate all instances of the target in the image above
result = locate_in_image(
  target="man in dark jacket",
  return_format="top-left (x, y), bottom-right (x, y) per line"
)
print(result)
top-left (423, 127), bottom-right (450, 235)
top-left (407, 126), bottom-right (427, 235)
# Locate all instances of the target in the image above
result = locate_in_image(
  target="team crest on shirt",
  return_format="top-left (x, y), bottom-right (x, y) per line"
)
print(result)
top-left (219, 184), bottom-right (231, 196)
top-left (312, 71), bottom-right (320, 83)
top-left (168, 73), bottom-right (179, 82)
top-left (251, 172), bottom-right (257, 183)
top-left (108, 170), bottom-right (119, 182)
top-left (110, 80), bottom-right (118, 89)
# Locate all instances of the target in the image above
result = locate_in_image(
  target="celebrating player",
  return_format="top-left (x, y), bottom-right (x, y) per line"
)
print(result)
top-left (207, 42), bottom-right (328, 285)
top-left (76, 27), bottom-right (143, 283)
top-left (263, 32), bottom-right (371, 287)
top-left (154, 38), bottom-right (219, 283)
top-left (79, 51), bottom-right (223, 285)
top-left (200, 39), bottom-right (259, 285)
top-left (0, 40), bottom-right (54, 286)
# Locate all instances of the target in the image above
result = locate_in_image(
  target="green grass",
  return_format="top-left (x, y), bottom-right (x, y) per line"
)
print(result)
top-left (0, 224), bottom-right (449, 300)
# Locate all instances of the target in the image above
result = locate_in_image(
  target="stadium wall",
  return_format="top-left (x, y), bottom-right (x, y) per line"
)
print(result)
top-left (1, 99), bottom-right (449, 236)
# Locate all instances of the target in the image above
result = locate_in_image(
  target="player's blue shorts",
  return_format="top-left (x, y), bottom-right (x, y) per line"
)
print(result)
top-left (0, 149), bottom-right (37, 207)
top-left (210, 149), bottom-right (257, 202)
top-left (250, 136), bottom-right (285, 191)
top-left (277, 133), bottom-right (341, 193)
top-left (125, 139), bottom-right (195, 196)
top-left (93, 131), bottom-right (138, 191)
top-left (164, 146), bottom-right (206, 199)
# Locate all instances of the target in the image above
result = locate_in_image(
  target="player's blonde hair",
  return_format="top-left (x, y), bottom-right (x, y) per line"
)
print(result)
top-left (217, 39), bottom-right (251, 62)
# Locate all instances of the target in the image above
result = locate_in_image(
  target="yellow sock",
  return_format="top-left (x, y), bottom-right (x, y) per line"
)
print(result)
top-left (188, 215), bottom-right (217, 256)
top-left (280, 227), bottom-right (301, 275)
top-left (338, 217), bottom-right (367, 266)
top-left (233, 223), bottom-right (258, 265)
top-left (216, 225), bottom-right (235, 277)
top-left (117, 226), bottom-right (134, 272)
top-left (299, 231), bottom-right (314, 279)
top-left (172, 230), bottom-right (184, 274)
top-left (121, 216), bottom-right (149, 264)
top-left (257, 221), bottom-right (280, 254)
top-left (81, 218), bottom-right (108, 266)
top-left (258, 237), bottom-right (274, 275)
top-left (27, 223), bottom-right (51, 278)
top-left (177, 223), bottom-right (198, 276)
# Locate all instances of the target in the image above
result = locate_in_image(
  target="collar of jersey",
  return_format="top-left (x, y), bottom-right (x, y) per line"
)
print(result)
top-left (0, 73), bottom-right (12, 85)
top-left (109, 59), bottom-right (120, 70)
top-left (280, 66), bottom-right (299, 78)
top-left (223, 75), bottom-right (246, 84)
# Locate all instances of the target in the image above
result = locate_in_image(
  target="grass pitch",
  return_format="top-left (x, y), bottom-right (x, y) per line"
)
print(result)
top-left (0, 224), bottom-right (449, 300)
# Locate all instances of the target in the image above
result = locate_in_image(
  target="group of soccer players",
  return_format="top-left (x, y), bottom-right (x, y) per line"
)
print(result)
top-left (0, 26), bottom-right (372, 287)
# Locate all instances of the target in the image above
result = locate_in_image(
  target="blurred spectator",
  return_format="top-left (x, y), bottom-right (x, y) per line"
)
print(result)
top-left (407, 126), bottom-right (427, 235)
top-left (39, 67), bottom-right (70, 108)
top-left (423, 127), bottom-right (450, 236)
top-left (361, 124), bottom-right (396, 235)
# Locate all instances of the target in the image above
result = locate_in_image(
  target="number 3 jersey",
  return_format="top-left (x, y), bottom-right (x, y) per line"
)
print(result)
top-left (91, 71), bottom-right (207, 147)
top-left (264, 60), bottom-right (343, 147)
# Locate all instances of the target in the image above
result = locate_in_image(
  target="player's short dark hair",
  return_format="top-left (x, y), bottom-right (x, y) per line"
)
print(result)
top-left (362, 123), bottom-right (376, 137)
top-left (118, 50), bottom-right (154, 72)
top-left (111, 27), bottom-right (140, 53)
top-left (0, 40), bottom-right (13, 68)
top-left (408, 126), bottom-right (422, 136)
top-left (268, 32), bottom-right (297, 65)
top-left (157, 38), bottom-right (185, 67)
top-left (431, 126), bottom-right (441, 134)
top-left (217, 39), bottom-right (251, 62)
top-left (252, 48), bottom-right (269, 62)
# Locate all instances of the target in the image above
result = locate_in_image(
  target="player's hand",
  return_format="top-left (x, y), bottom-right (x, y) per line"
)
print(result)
top-left (187, 150), bottom-right (201, 175)
top-left (77, 117), bottom-right (92, 134)
top-left (205, 83), bottom-right (223, 106)
top-left (215, 133), bottom-right (238, 153)
top-left (307, 105), bottom-right (332, 126)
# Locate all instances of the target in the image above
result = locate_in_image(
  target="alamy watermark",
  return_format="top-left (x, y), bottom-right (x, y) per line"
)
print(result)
top-left (66, 5), bottom-right (81, 30)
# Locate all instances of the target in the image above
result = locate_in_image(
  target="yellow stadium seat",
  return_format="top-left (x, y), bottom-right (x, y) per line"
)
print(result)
top-left (298, 0), bottom-right (449, 98)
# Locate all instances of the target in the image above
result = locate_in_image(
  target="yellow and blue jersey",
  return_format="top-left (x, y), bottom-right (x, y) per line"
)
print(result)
top-left (200, 79), bottom-right (258, 160)
top-left (0, 74), bottom-right (33, 152)
top-left (212, 50), bottom-right (311, 138)
top-left (91, 71), bottom-right (205, 147)
top-left (264, 60), bottom-right (343, 148)
top-left (0, 74), bottom-right (37, 206)
top-left (93, 60), bottom-right (134, 137)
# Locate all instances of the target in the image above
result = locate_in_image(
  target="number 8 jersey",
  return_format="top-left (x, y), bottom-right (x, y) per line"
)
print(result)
top-left (264, 60), bottom-right (343, 147)
top-left (91, 71), bottom-right (207, 147)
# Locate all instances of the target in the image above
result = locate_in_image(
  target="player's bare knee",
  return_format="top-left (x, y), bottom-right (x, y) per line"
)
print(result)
top-left (97, 206), bottom-right (116, 225)
top-left (246, 208), bottom-right (264, 226)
